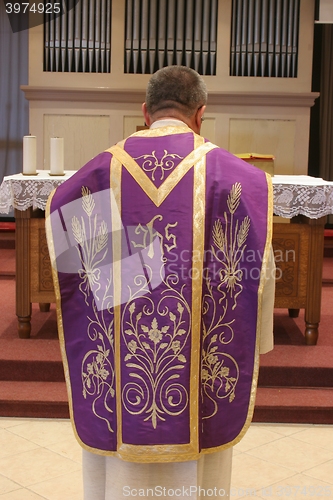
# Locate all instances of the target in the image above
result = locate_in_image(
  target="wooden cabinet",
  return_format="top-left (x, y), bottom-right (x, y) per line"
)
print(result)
top-left (273, 217), bottom-right (325, 345)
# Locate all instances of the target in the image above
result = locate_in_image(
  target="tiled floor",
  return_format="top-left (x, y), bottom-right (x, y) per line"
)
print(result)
top-left (0, 419), bottom-right (332, 499)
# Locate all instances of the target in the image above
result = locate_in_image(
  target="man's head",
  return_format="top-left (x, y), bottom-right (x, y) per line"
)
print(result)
top-left (142, 65), bottom-right (207, 133)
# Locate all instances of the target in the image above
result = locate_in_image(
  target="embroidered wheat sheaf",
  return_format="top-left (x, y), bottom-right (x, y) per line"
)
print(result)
top-left (71, 186), bottom-right (116, 433)
top-left (202, 182), bottom-right (250, 419)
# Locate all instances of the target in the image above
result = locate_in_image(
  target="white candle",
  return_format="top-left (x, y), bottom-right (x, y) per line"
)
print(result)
top-left (50, 137), bottom-right (64, 175)
top-left (23, 135), bottom-right (37, 175)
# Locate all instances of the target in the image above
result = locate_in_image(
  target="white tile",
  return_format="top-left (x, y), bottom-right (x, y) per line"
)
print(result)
top-left (46, 436), bottom-right (82, 463)
top-left (252, 423), bottom-right (312, 437)
top-left (0, 447), bottom-right (80, 487)
top-left (292, 426), bottom-right (333, 453)
top-left (29, 470), bottom-right (83, 500)
top-left (0, 473), bottom-right (21, 496)
top-left (234, 425), bottom-right (282, 453)
top-left (0, 418), bottom-right (31, 429)
top-left (0, 490), bottom-right (45, 499)
top-left (247, 436), bottom-right (333, 473)
top-left (256, 473), bottom-right (333, 499)
top-left (7, 419), bottom-right (73, 447)
top-left (0, 429), bottom-right (38, 459)
top-left (304, 460), bottom-right (333, 486)
top-left (0, 418), bottom-right (332, 500)
top-left (231, 452), bottom-right (295, 498)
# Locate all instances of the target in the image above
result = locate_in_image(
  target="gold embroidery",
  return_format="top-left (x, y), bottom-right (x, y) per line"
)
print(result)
top-left (70, 186), bottom-right (116, 432)
top-left (72, 187), bottom-right (108, 304)
top-left (134, 150), bottom-right (184, 181)
top-left (212, 183), bottom-right (250, 310)
top-left (164, 222), bottom-right (178, 252)
top-left (47, 154), bottom-right (273, 461)
top-left (107, 140), bottom-right (217, 207)
top-left (122, 217), bottom-right (190, 429)
top-left (189, 152), bottom-right (206, 454)
top-left (131, 216), bottom-right (178, 259)
top-left (201, 173), bottom-right (274, 455)
top-left (81, 327), bottom-right (115, 433)
top-left (202, 182), bottom-right (250, 419)
top-left (129, 125), bottom-right (195, 138)
top-left (110, 156), bottom-right (123, 451)
top-left (131, 215), bottom-right (163, 259)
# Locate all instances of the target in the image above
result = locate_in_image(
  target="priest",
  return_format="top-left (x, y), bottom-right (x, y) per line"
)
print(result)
top-left (46, 65), bottom-right (275, 499)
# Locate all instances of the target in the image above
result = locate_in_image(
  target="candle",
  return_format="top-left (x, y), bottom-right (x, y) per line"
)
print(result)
top-left (50, 137), bottom-right (65, 175)
top-left (23, 135), bottom-right (37, 175)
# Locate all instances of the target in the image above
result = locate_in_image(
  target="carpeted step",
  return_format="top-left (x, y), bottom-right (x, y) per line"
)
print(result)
top-left (0, 381), bottom-right (69, 418)
top-left (0, 222), bottom-right (15, 231)
top-left (0, 339), bottom-right (64, 382)
top-left (254, 387), bottom-right (333, 425)
top-left (258, 345), bottom-right (333, 388)
top-left (0, 249), bottom-right (15, 275)
top-left (0, 222), bottom-right (15, 250)
top-left (258, 365), bottom-right (333, 388)
top-left (0, 358), bottom-right (65, 382)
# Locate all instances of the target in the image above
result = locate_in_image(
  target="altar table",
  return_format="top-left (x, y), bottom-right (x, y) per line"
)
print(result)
top-left (1, 172), bottom-right (333, 345)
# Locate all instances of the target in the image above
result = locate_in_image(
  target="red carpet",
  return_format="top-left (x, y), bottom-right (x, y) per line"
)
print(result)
top-left (0, 241), bottom-right (332, 423)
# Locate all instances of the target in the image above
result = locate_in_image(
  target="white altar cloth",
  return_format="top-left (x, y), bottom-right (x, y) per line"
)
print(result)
top-left (1, 172), bottom-right (333, 220)
top-left (272, 175), bottom-right (333, 219)
top-left (0, 171), bottom-right (75, 214)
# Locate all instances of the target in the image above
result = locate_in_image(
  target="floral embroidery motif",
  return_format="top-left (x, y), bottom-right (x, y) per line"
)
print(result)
top-left (134, 150), bottom-right (184, 181)
top-left (72, 186), bottom-right (115, 432)
top-left (202, 183), bottom-right (250, 419)
top-left (122, 216), bottom-right (189, 429)
top-left (69, 181), bottom-right (252, 431)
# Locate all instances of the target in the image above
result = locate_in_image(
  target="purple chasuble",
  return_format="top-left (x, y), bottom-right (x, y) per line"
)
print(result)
top-left (46, 125), bottom-right (272, 463)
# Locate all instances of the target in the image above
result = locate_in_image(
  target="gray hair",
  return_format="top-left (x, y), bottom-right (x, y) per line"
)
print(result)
top-left (145, 66), bottom-right (208, 117)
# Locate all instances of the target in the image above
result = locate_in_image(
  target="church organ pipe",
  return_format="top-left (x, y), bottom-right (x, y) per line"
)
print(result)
top-left (230, 0), bottom-right (300, 78)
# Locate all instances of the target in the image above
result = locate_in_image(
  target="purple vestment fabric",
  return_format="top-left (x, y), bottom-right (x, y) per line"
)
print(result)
top-left (46, 126), bottom-right (271, 461)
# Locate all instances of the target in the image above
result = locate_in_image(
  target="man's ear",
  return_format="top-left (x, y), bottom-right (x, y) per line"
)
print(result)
top-left (198, 105), bottom-right (206, 123)
top-left (195, 105), bottom-right (206, 133)
top-left (142, 103), bottom-right (151, 127)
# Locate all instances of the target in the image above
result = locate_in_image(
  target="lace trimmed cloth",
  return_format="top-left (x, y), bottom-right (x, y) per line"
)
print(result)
top-left (272, 175), bottom-right (333, 219)
top-left (0, 171), bottom-right (75, 214)
top-left (1, 172), bottom-right (333, 219)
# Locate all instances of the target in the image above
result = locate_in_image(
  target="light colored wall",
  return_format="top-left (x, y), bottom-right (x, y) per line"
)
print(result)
top-left (43, 114), bottom-right (110, 171)
top-left (24, 0), bottom-right (317, 175)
